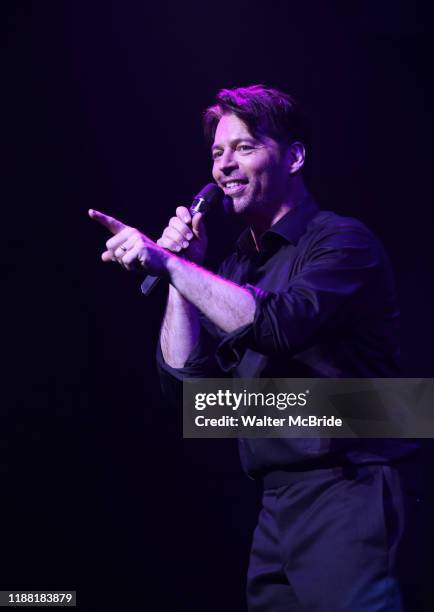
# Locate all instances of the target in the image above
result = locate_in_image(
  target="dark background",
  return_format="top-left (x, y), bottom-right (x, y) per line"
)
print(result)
top-left (4, 1), bottom-right (434, 610)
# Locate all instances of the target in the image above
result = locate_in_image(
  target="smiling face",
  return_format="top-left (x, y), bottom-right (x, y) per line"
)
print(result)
top-left (211, 113), bottom-right (292, 220)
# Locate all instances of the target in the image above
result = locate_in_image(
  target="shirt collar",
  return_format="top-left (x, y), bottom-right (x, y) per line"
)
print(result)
top-left (236, 195), bottom-right (319, 258)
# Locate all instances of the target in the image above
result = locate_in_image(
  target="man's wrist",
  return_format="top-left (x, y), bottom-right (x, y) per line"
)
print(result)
top-left (166, 253), bottom-right (192, 285)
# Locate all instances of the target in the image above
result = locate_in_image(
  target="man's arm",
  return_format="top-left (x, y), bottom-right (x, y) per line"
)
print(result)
top-left (89, 206), bottom-right (391, 371)
top-left (89, 208), bottom-right (384, 371)
top-left (154, 207), bottom-right (255, 368)
top-left (167, 257), bottom-right (254, 332)
top-left (156, 217), bottom-right (389, 372)
top-left (160, 286), bottom-right (201, 368)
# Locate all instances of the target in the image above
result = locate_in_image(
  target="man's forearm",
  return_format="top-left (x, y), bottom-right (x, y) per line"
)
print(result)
top-left (165, 256), bottom-right (255, 334)
top-left (160, 285), bottom-right (201, 368)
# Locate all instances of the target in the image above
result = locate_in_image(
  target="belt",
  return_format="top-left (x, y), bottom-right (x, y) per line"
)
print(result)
top-left (262, 456), bottom-right (420, 490)
top-left (263, 466), bottom-right (346, 489)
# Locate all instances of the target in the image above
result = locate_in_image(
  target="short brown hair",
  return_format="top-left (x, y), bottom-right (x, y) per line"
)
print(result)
top-left (203, 85), bottom-right (309, 149)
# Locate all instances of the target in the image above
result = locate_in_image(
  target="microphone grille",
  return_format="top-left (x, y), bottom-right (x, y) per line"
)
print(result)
top-left (191, 183), bottom-right (223, 215)
top-left (196, 183), bottom-right (223, 202)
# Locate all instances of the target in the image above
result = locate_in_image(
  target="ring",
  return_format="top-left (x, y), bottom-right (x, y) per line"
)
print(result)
top-left (120, 246), bottom-right (128, 252)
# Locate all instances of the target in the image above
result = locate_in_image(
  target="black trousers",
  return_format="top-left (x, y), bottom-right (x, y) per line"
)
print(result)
top-left (247, 462), bottom-right (425, 611)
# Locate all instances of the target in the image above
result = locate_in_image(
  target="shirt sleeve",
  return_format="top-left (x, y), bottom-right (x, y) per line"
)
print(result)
top-left (215, 224), bottom-right (391, 371)
top-left (156, 319), bottom-right (223, 408)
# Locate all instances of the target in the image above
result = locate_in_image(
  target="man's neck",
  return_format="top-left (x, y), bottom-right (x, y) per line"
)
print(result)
top-left (249, 180), bottom-right (310, 250)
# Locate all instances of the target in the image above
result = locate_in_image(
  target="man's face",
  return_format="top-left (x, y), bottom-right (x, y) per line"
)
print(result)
top-left (211, 113), bottom-right (290, 217)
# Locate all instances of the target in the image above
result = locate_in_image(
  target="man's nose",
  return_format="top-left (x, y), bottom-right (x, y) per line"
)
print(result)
top-left (219, 150), bottom-right (238, 174)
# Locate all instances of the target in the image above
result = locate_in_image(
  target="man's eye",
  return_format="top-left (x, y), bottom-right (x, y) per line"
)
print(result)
top-left (212, 150), bottom-right (223, 160)
top-left (237, 145), bottom-right (253, 152)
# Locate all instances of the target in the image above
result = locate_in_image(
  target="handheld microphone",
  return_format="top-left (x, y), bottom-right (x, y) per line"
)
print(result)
top-left (140, 183), bottom-right (223, 296)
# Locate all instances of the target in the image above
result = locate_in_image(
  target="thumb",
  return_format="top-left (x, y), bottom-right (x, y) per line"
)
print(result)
top-left (191, 212), bottom-right (207, 240)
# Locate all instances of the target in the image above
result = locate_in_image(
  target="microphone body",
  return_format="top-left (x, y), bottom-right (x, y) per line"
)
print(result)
top-left (140, 183), bottom-right (222, 296)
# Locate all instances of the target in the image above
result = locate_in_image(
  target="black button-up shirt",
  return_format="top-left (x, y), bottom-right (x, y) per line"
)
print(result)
top-left (157, 197), bottom-right (418, 477)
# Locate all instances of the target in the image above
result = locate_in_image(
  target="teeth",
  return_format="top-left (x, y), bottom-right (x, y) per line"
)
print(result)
top-left (226, 181), bottom-right (244, 188)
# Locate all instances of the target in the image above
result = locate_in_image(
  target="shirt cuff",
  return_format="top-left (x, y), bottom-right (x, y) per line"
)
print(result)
top-left (156, 339), bottom-right (207, 411)
top-left (156, 338), bottom-right (212, 381)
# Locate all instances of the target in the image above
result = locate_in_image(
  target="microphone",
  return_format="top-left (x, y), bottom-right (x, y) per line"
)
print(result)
top-left (140, 183), bottom-right (223, 296)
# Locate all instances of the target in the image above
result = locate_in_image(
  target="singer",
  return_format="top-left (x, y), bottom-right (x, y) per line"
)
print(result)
top-left (90, 86), bottom-right (424, 611)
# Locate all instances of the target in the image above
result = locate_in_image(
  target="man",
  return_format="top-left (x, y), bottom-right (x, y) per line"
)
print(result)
top-left (90, 86), bottom-right (423, 611)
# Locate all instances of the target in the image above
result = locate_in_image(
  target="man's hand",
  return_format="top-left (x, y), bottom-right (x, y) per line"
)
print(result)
top-left (88, 208), bottom-right (173, 277)
top-left (89, 207), bottom-right (254, 335)
top-left (156, 206), bottom-right (208, 264)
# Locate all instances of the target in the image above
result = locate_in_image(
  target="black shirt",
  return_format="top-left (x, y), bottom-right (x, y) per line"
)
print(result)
top-left (157, 197), bottom-right (418, 478)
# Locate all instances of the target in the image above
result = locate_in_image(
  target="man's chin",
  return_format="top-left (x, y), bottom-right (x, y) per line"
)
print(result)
top-left (223, 195), bottom-right (250, 216)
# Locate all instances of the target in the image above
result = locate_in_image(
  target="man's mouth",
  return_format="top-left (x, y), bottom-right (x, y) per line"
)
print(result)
top-left (223, 179), bottom-right (248, 195)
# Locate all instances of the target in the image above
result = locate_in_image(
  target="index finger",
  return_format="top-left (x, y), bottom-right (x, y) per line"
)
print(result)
top-left (88, 209), bottom-right (128, 235)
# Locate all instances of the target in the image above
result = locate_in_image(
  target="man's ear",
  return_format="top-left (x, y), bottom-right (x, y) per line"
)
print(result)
top-left (288, 141), bottom-right (306, 174)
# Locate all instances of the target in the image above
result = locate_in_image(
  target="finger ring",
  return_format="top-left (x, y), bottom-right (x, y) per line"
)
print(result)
top-left (120, 246), bottom-right (128, 252)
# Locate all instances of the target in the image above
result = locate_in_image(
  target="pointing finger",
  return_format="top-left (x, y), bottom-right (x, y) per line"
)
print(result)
top-left (88, 209), bottom-right (128, 235)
